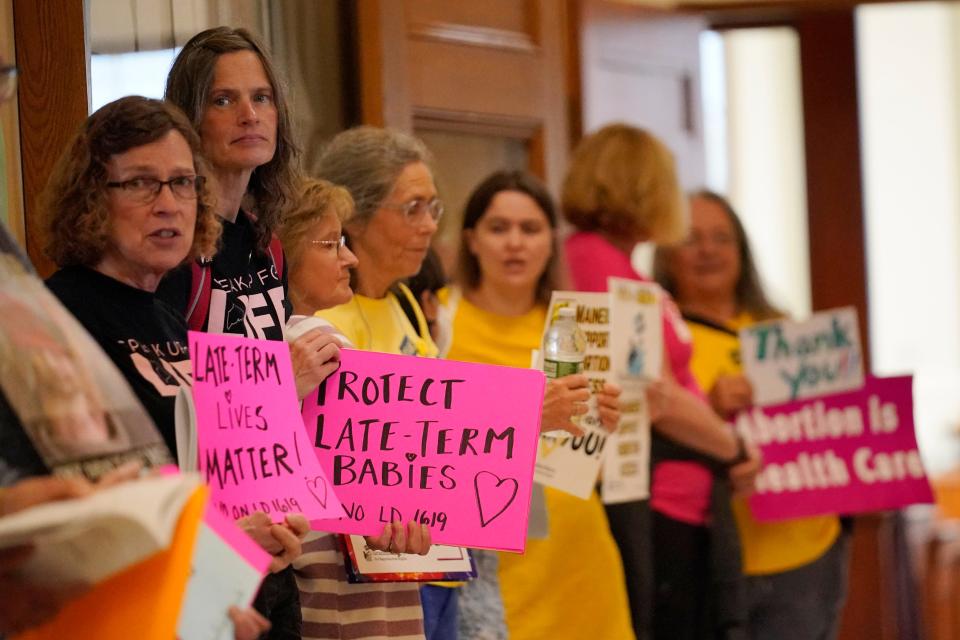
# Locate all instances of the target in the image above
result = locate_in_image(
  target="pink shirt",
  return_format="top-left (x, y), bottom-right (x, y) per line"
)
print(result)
top-left (565, 231), bottom-right (712, 525)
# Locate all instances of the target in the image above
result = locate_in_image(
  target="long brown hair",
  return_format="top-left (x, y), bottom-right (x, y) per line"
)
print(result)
top-left (165, 26), bottom-right (298, 252)
top-left (458, 170), bottom-right (560, 306)
top-left (654, 190), bottom-right (782, 321)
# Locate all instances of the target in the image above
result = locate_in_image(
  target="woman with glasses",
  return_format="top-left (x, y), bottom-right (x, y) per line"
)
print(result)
top-left (654, 192), bottom-right (848, 640)
top-left (278, 176), bottom-right (433, 639)
top-left (160, 27), bottom-right (339, 637)
top-left (43, 96), bottom-right (217, 457)
top-left (314, 125), bottom-right (447, 638)
top-left (40, 96), bottom-right (272, 639)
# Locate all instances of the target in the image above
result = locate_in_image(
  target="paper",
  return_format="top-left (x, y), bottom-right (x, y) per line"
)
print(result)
top-left (16, 484), bottom-right (208, 640)
top-left (302, 349), bottom-right (544, 553)
top-left (188, 331), bottom-right (343, 523)
top-left (534, 292), bottom-right (652, 501)
top-left (342, 537), bottom-right (476, 583)
top-left (601, 379), bottom-right (651, 504)
top-left (741, 376), bottom-right (933, 521)
top-left (0, 246), bottom-right (172, 480)
top-left (607, 277), bottom-right (663, 383)
top-left (176, 504), bottom-right (272, 640)
top-left (739, 306), bottom-right (865, 406)
top-left (0, 474), bottom-right (201, 587)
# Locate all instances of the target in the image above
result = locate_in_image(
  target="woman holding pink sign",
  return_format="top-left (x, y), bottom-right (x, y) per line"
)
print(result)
top-left (562, 123), bottom-right (761, 640)
top-left (160, 27), bottom-right (347, 637)
top-left (654, 191), bottom-right (848, 640)
top-left (40, 95), bottom-right (273, 639)
top-left (444, 170), bottom-right (633, 640)
top-left (311, 127), bottom-right (450, 638)
top-left (279, 175), bottom-right (435, 640)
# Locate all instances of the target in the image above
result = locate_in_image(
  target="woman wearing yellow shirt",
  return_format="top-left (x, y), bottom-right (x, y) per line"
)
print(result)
top-left (654, 191), bottom-right (848, 640)
top-left (446, 170), bottom-right (635, 640)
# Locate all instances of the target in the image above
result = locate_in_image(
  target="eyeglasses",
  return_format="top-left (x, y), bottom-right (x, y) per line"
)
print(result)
top-left (106, 176), bottom-right (204, 204)
top-left (0, 66), bottom-right (17, 104)
top-left (382, 197), bottom-right (444, 224)
top-left (310, 235), bottom-right (347, 255)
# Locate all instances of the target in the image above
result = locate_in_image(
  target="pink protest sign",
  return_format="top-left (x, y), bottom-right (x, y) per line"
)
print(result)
top-left (738, 375), bottom-right (933, 521)
top-left (188, 331), bottom-right (343, 523)
top-left (301, 349), bottom-right (545, 553)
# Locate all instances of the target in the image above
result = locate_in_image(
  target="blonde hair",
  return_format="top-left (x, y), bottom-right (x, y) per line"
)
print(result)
top-left (562, 123), bottom-right (687, 244)
top-left (279, 177), bottom-right (354, 270)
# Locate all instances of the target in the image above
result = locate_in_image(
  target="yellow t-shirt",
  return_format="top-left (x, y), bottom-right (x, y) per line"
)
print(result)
top-left (686, 312), bottom-right (840, 576)
top-left (316, 284), bottom-right (439, 358)
top-left (445, 291), bottom-right (635, 640)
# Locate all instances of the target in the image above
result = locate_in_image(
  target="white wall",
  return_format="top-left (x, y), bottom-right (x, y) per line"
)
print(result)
top-left (701, 27), bottom-right (812, 320)
top-left (857, 2), bottom-right (960, 473)
top-left (723, 28), bottom-right (811, 320)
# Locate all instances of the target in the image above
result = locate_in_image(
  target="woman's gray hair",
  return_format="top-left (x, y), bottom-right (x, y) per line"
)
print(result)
top-left (315, 126), bottom-right (433, 226)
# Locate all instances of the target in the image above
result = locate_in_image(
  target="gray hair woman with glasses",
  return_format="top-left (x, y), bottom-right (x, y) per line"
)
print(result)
top-left (313, 126), bottom-right (449, 638)
top-left (314, 126), bottom-right (443, 357)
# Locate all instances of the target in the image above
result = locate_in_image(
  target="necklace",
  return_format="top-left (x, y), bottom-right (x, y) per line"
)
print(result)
top-left (352, 290), bottom-right (427, 355)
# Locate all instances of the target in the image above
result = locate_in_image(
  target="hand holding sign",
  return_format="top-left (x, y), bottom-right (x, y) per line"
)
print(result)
top-left (302, 349), bottom-right (544, 553)
top-left (188, 331), bottom-right (343, 524)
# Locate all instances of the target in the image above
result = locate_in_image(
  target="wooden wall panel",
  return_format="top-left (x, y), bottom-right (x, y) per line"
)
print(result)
top-left (407, 42), bottom-right (545, 118)
top-left (405, 0), bottom-right (534, 38)
top-left (14, 0), bottom-right (88, 277)
top-left (0, 0), bottom-right (23, 246)
top-left (358, 0), bottom-right (569, 193)
top-left (796, 10), bottom-right (870, 365)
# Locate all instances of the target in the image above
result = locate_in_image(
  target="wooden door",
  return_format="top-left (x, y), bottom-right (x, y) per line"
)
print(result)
top-left (355, 0), bottom-right (571, 263)
top-left (577, 0), bottom-right (707, 189)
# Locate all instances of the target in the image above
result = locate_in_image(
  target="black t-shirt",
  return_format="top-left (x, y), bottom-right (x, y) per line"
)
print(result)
top-left (46, 266), bottom-right (190, 454)
top-left (156, 210), bottom-right (299, 630)
top-left (157, 211), bottom-right (290, 340)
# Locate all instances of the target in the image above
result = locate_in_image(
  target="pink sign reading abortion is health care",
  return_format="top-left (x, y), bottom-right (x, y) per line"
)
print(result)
top-left (189, 331), bottom-right (343, 523)
top-left (302, 349), bottom-right (545, 553)
top-left (738, 375), bottom-right (933, 522)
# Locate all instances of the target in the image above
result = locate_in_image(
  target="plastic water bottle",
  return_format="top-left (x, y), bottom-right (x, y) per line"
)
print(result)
top-left (542, 307), bottom-right (587, 379)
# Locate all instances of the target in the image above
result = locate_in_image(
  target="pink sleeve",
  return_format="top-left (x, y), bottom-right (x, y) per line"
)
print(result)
top-left (565, 234), bottom-right (639, 292)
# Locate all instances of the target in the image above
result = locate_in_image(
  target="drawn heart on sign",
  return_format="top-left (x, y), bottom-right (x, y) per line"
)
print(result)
top-left (306, 476), bottom-right (328, 509)
top-left (405, 452), bottom-right (417, 462)
top-left (224, 389), bottom-right (233, 403)
top-left (474, 471), bottom-right (518, 528)
top-left (539, 434), bottom-right (568, 458)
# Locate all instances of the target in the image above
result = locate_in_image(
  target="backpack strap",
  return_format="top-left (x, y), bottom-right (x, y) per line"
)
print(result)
top-left (268, 234), bottom-right (284, 278)
top-left (186, 232), bottom-right (283, 334)
top-left (187, 258), bottom-right (212, 332)
top-left (396, 282), bottom-right (433, 347)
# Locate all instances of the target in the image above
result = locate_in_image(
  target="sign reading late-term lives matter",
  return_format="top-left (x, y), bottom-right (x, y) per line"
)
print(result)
top-left (189, 331), bottom-right (343, 523)
top-left (739, 307), bottom-right (865, 406)
top-left (301, 349), bottom-right (544, 553)
top-left (739, 375), bottom-right (933, 521)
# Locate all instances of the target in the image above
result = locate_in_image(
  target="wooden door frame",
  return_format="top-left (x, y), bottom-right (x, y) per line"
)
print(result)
top-left (13, 0), bottom-right (88, 277)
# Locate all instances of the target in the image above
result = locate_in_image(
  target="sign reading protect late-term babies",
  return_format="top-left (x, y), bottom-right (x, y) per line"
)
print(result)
top-left (741, 375), bottom-right (933, 521)
top-left (301, 349), bottom-right (544, 553)
top-left (739, 307), bottom-right (864, 406)
top-left (189, 331), bottom-right (344, 523)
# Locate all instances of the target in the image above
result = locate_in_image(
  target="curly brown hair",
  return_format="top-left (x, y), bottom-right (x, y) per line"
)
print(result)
top-left (40, 96), bottom-right (220, 268)
top-left (165, 26), bottom-right (300, 252)
top-left (562, 123), bottom-right (687, 245)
